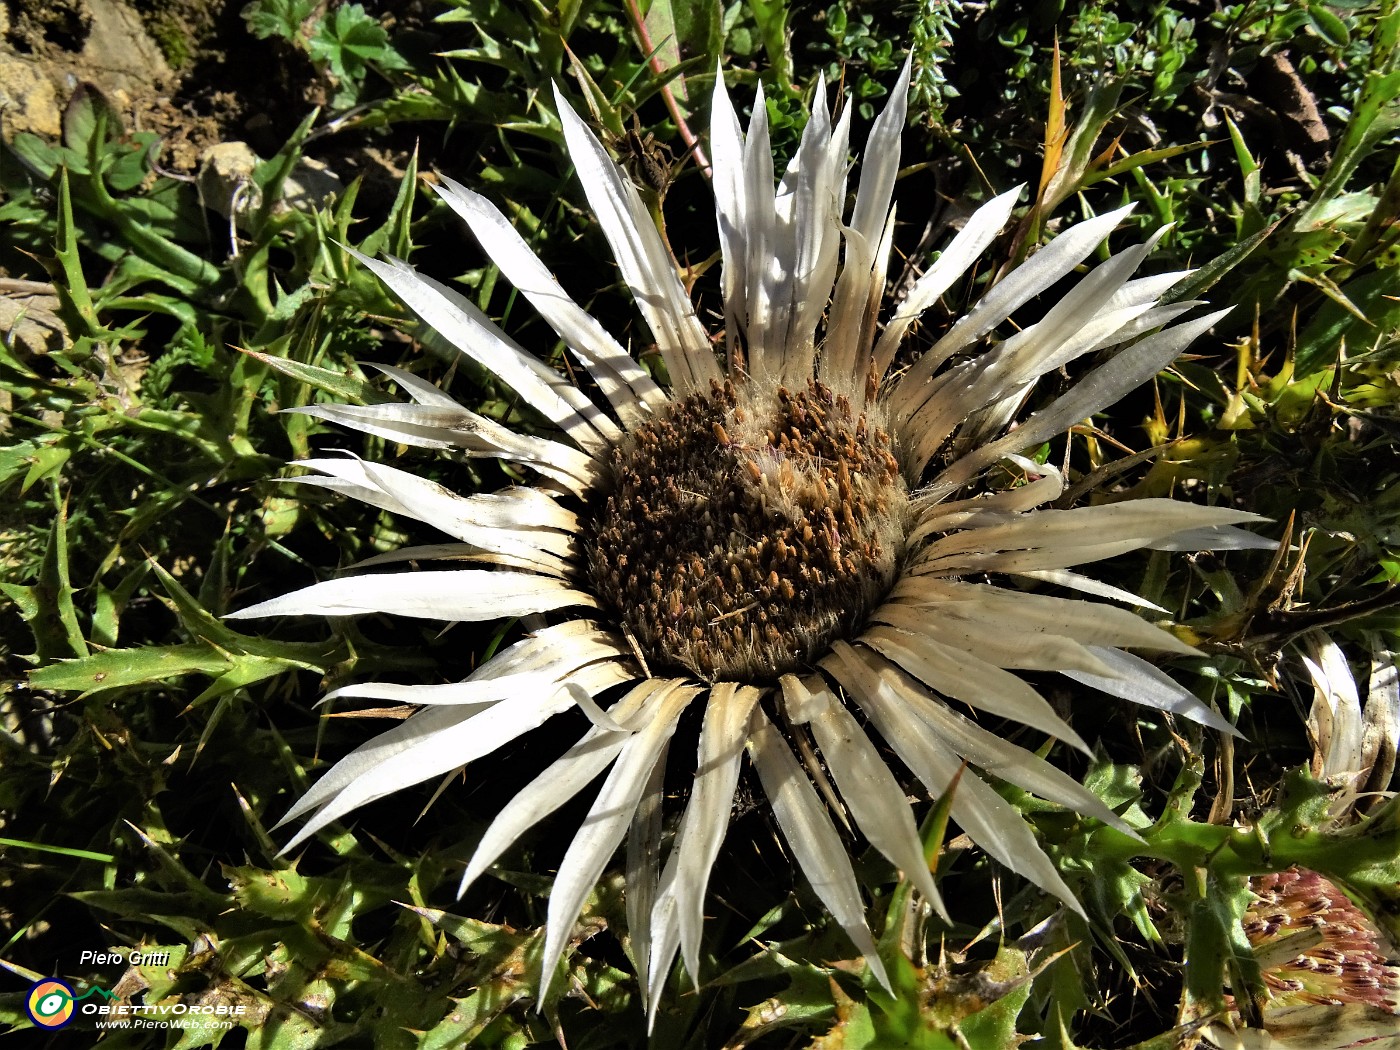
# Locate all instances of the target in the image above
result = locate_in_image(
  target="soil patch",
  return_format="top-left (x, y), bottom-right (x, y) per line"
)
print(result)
top-left (0, 0), bottom-right (319, 169)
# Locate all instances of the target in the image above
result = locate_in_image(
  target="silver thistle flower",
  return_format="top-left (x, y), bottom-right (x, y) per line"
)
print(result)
top-left (230, 64), bottom-right (1271, 1007)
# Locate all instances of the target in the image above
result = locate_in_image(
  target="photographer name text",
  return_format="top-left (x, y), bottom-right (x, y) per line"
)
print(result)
top-left (79, 950), bottom-right (173, 967)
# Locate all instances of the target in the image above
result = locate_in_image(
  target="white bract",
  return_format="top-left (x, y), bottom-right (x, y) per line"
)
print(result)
top-left (230, 63), bottom-right (1271, 1011)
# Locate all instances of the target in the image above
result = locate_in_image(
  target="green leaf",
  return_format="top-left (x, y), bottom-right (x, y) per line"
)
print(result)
top-left (70, 153), bottom-right (222, 295)
top-left (51, 169), bottom-right (103, 345)
top-left (1225, 116), bottom-right (1261, 211)
top-left (5, 487), bottom-right (88, 663)
top-left (1163, 221), bottom-right (1277, 305)
top-left (19, 443), bottom-right (71, 493)
top-left (185, 654), bottom-right (310, 708)
top-left (1297, 269), bottom-right (1400, 373)
top-left (309, 3), bottom-right (406, 83)
top-left (90, 561), bottom-right (150, 648)
top-left (746, 0), bottom-right (796, 94)
top-left (68, 889), bottom-right (215, 938)
top-left (418, 991), bottom-right (529, 1050)
top-left (954, 948), bottom-right (1034, 1050)
top-left (242, 0), bottom-right (315, 42)
top-left (1307, 4), bottom-right (1351, 46)
top-left (225, 866), bottom-right (326, 920)
top-left (61, 84), bottom-right (122, 158)
top-left (29, 554), bottom-right (333, 700)
top-left (643, 0), bottom-right (721, 108)
top-left (7, 131), bottom-right (64, 178)
top-left (1082, 140), bottom-right (1211, 188)
top-left (810, 985), bottom-right (882, 1049)
top-left (250, 108), bottom-right (318, 215)
top-left (0, 837), bottom-right (116, 863)
top-left (356, 147), bottom-right (419, 261)
top-left (28, 643), bottom-right (234, 696)
top-left (1182, 870), bottom-right (1262, 1025)
top-left (145, 559), bottom-right (331, 664)
top-left (236, 346), bottom-right (385, 405)
top-left (105, 132), bottom-right (159, 192)
top-left (1300, 7), bottom-right (1400, 224)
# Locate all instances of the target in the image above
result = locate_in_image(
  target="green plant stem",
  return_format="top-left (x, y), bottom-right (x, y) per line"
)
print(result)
top-left (1089, 788), bottom-right (1400, 896)
top-left (622, 0), bottom-right (711, 175)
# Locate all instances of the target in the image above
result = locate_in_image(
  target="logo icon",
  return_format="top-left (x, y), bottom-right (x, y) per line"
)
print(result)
top-left (26, 978), bottom-right (76, 1029)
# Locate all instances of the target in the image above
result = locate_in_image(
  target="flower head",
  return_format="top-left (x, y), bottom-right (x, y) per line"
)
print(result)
top-left (230, 64), bottom-right (1271, 1006)
top-left (1208, 867), bottom-right (1400, 1050)
top-left (1244, 868), bottom-right (1400, 1012)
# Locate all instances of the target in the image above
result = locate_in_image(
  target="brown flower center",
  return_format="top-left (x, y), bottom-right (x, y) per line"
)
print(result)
top-left (584, 378), bottom-right (907, 681)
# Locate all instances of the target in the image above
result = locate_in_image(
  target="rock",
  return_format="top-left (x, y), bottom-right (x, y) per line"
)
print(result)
top-left (197, 141), bottom-right (345, 227)
top-left (0, 50), bottom-right (61, 136)
top-left (283, 155), bottom-right (344, 213)
top-left (197, 140), bottom-right (263, 220)
top-left (0, 282), bottom-right (72, 358)
top-left (0, 0), bottom-right (171, 141)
